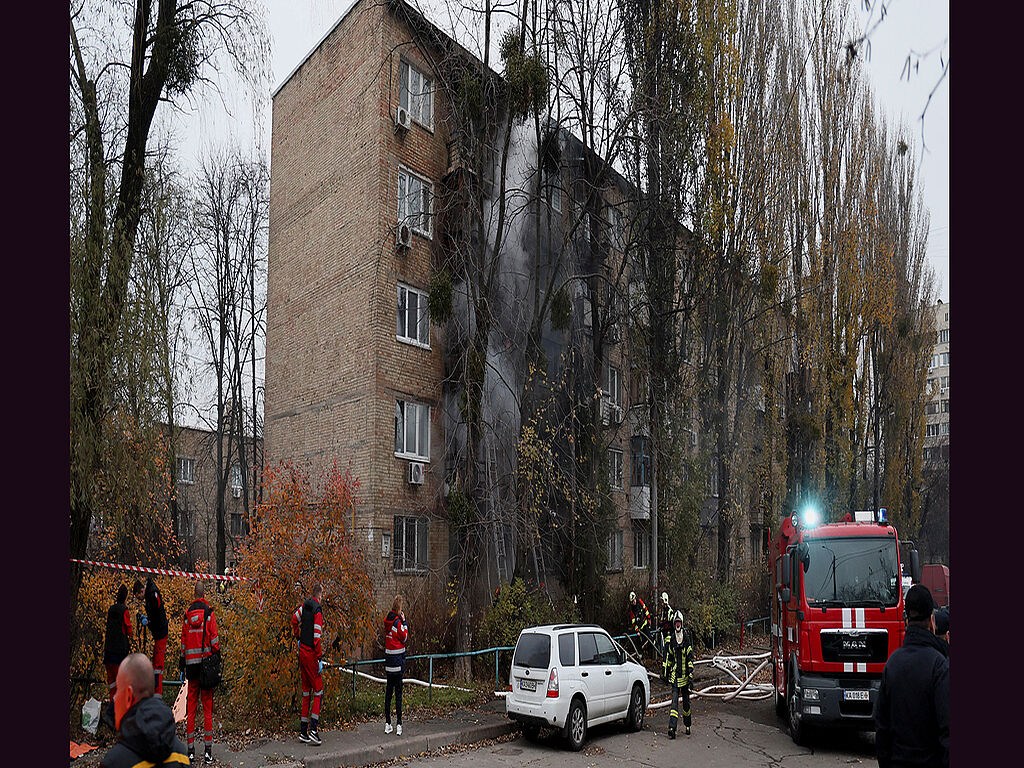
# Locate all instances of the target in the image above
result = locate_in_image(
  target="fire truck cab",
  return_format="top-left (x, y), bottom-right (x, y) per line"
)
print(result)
top-left (771, 507), bottom-right (921, 745)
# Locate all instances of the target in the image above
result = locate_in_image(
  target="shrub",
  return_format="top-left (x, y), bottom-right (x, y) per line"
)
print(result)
top-left (477, 578), bottom-right (561, 650)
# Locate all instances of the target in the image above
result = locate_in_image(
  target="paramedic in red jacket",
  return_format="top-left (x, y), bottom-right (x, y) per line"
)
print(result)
top-left (383, 595), bottom-right (409, 735)
top-left (291, 583), bottom-right (325, 745)
top-left (180, 581), bottom-right (219, 763)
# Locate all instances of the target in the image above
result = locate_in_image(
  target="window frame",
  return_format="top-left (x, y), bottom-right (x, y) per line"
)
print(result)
top-left (606, 529), bottom-right (623, 572)
top-left (398, 165), bottom-right (434, 238)
top-left (399, 59), bottom-right (434, 130)
top-left (396, 282), bottom-right (431, 349)
top-left (633, 521), bottom-right (650, 569)
top-left (608, 448), bottom-right (624, 490)
top-left (230, 463), bottom-right (242, 493)
top-left (394, 399), bottom-right (431, 461)
top-left (607, 365), bottom-right (622, 408)
top-left (178, 457), bottom-right (195, 485)
top-left (393, 514), bottom-right (430, 573)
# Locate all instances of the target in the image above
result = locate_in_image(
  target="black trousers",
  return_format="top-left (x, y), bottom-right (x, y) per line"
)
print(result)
top-left (385, 672), bottom-right (403, 724)
top-left (670, 683), bottom-right (691, 731)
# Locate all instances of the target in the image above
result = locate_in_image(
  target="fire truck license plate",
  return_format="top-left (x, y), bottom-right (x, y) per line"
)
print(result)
top-left (520, 679), bottom-right (537, 691)
top-left (843, 690), bottom-right (870, 701)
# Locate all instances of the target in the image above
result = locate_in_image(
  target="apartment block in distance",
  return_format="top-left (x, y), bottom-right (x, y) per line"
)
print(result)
top-left (924, 300), bottom-right (949, 461)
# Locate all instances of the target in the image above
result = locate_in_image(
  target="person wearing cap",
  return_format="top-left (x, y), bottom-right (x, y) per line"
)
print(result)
top-left (663, 609), bottom-right (694, 739)
top-left (933, 608), bottom-right (949, 657)
top-left (874, 584), bottom-right (949, 768)
top-left (628, 592), bottom-right (654, 657)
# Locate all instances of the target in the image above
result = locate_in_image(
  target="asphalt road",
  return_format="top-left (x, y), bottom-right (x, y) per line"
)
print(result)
top-left (397, 696), bottom-right (877, 767)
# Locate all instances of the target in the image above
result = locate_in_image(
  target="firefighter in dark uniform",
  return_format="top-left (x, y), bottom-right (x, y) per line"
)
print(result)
top-left (663, 609), bottom-right (694, 739)
top-left (657, 591), bottom-right (674, 655)
top-left (103, 584), bottom-right (133, 729)
top-left (291, 583), bottom-right (325, 745)
top-left (133, 577), bottom-right (169, 694)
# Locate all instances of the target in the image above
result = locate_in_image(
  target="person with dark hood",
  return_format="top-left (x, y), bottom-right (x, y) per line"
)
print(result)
top-left (874, 584), bottom-right (949, 768)
top-left (103, 584), bottom-right (133, 729)
top-left (133, 577), bottom-right (170, 694)
top-left (101, 653), bottom-right (189, 768)
top-left (663, 609), bottom-right (694, 739)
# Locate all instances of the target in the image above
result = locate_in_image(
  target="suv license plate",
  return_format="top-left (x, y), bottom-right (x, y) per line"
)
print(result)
top-left (520, 679), bottom-right (537, 691)
top-left (843, 690), bottom-right (870, 701)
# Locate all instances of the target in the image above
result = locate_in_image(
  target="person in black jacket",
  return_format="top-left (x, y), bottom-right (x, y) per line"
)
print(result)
top-left (933, 608), bottom-right (949, 658)
top-left (101, 653), bottom-right (189, 768)
top-left (134, 577), bottom-right (170, 693)
top-left (103, 584), bottom-right (133, 729)
top-left (874, 584), bottom-right (949, 768)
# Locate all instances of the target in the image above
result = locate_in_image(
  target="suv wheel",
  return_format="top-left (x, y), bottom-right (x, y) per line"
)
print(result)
top-left (565, 698), bottom-right (587, 751)
top-left (626, 684), bottom-right (645, 732)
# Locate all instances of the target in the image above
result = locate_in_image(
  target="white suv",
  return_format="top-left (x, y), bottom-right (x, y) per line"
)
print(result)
top-left (505, 624), bottom-right (650, 750)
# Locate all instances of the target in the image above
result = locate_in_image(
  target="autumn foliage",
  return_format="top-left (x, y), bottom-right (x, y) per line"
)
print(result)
top-left (228, 460), bottom-right (376, 719)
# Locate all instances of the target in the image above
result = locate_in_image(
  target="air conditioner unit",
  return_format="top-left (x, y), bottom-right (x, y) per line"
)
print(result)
top-left (395, 106), bottom-right (411, 132)
top-left (396, 221), bottom-right (413, 249)
top-left (408, 461), bottom-right (425, 485)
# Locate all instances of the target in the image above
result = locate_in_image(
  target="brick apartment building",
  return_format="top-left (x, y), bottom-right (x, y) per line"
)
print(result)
top-left (265, 0), bottom-right (760, 610)
top-left (173, 424), bottom-right (261, 571)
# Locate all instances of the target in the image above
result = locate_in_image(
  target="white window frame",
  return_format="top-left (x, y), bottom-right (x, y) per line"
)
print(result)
top-left (926, 423), bottom-right (940, 438)
top-left (608, 448), bottom-right (624, 490)
top-left (178, 457), bottom-right (195, 485)
top-left (395, 399), bottom-right (431, 461)
top-left (230, 463), bottom-right (242, 493)
top-left (399, 59), bottom-right (434, 130)
top-left (393, 515), bottom-right (429, 573)
top-left (396, 283), bottom-right (431, 348)
top-left (606, 529), bottom-right (623, 572)
top-left (633, 521), bottom-right (650, 569)
top-left (398, 166), bottom-right (433, 238)
top-left (607, 365), bottom-right (622, 408)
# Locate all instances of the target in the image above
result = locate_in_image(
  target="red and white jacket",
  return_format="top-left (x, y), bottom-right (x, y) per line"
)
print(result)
top-left (383, 610), bottom-right (408, 674)
top-left (181, 598), bottom-right (219, 668)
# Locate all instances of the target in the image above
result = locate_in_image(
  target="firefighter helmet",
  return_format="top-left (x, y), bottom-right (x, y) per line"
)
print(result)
top-left (661, 591), bottom-right (669, 604)
top-left (629, 591), bottom-right (637, 602)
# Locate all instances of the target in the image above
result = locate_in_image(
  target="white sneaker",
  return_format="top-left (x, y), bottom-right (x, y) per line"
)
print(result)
top-left (396, 724), bottom-right (403, 736)
top-left (384, 722), bottom-right (393, 734)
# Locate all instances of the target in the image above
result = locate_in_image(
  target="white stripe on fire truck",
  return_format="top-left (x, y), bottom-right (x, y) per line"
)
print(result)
top-left (842, 609), bottom-right (853, 672)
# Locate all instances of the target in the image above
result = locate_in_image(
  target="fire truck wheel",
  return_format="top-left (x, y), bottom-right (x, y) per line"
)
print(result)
top-left (774, 664), bottom-right (785, 717)
top-left (787, 674), bottom-right (808, 746)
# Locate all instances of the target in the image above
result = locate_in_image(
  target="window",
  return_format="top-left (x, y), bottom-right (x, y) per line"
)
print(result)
top-left (926, 377), bottom-right (936, 392)
top-left (941, 375), bottom-right (949, 391)
top-left (399, 60), bottom-right (433, 128)
top-left (398, 167), bottom-right (433, 236)
top-left (606, 204), bottom-right (624, 250)
top-left (381, 532), bottom-right (392, 559)
top-left (513, 632), bottom-right (550, 668)
top-left (940, 422), bottom-right (949, 436)
top-left (608, 448), bottom-right (624, 490)
top-left (925, 401), bottom-right (940, 415)
top-left (558, 632), bottom-right (577, 666)
top-left (230, 463), bottom-right (242, 493)
top-left (395, 400), bottom-right (430, 460)
top-left (926, 423), bottom-right (940, 437)
top-left (631, 436), bottom-right (651, 487)
top-left (606, 529), bottom-right (623, 571)
top-left (230, 512), bottom-right (245, 536)
top-left (542, 167), bottom-right (562, 212)
top-left (393, 515), bottom-right (429, 572)
top-left (607, 365), bottom-right (622, 408)
top-left (937, 328), bottom-right (949, 344)
top-left (397, 283), bottom-right (430, 347)
top-left (578, 632), bottom-right (599, 665)
top-left (178, 457), bottom-right (195, 485)
top-left (633, 521), bottom-right (650, 569)
top-left (940, 351), bottom-right (949, 366)
top-left (942, 399), bottom-right (949, 413)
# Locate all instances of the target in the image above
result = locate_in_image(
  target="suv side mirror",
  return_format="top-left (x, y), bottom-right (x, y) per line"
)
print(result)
top-left (782, 554), bottom-right (791, 587)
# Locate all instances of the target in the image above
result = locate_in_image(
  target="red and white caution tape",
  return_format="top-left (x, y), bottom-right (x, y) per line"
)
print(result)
top-left (70, 558), bottom-right (249, 582)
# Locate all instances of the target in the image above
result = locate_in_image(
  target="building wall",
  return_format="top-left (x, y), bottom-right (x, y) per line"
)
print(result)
top-left (924, 300), bottom-right (950, 459)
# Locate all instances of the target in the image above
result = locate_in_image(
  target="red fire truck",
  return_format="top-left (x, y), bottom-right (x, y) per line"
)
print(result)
top-left (771, 507), bottom-right (921, 745)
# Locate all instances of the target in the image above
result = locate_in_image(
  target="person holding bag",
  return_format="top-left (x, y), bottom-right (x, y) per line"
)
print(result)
top-left (180, 581), bottom-right (220, 764)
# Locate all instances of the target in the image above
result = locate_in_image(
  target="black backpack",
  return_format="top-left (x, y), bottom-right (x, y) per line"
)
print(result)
top-left (198, 605), bottom-right (222, 690)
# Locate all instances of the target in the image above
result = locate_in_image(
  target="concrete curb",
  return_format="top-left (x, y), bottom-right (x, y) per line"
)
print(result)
top-left (302, 720), bottom-right (518, 768)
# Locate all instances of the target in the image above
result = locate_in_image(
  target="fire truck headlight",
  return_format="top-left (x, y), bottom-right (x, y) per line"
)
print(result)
top-left (804, 688), bottom-right (819, 701)
top-left (802, 505), bottom-right (820, 527)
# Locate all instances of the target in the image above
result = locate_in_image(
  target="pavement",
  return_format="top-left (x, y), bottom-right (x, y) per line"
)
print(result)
top-left (208, 699), bottom-right (517, 768)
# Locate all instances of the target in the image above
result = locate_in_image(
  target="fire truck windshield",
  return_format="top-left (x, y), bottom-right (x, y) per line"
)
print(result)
top-left (803, 536), bottom-right (900, 608)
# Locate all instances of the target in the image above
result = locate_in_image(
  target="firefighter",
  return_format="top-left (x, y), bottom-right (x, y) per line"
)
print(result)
top-left (663, 609), bottom-right (694, 739)
top-left (628, 591), bottom-right (654, 656)
top-left (383, 595), bottom-right (409, 735)
top-left (291, 583), bottom-right (326, 745)
top-left (658, 591), bottom-right (674, 654)
top-left (133, 577), bottom-right (169, 694)
top-left (180, 581), bottom-right (219, 764)
top-left (103, 584), bottom-right (133, 729)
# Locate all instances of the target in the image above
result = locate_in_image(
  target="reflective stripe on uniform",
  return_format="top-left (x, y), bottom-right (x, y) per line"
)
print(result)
top-left (385, 647), bottom-right (405, 654)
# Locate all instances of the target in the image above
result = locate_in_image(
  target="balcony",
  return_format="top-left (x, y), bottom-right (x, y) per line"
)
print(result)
top-left (630, 485), bottom-right (651, 520)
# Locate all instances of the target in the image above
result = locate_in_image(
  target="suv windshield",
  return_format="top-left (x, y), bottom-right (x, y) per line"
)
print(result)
top-left (803, 536), bottom-right (900, 607)
top-left (513, 632), bottom-right (551, 668)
